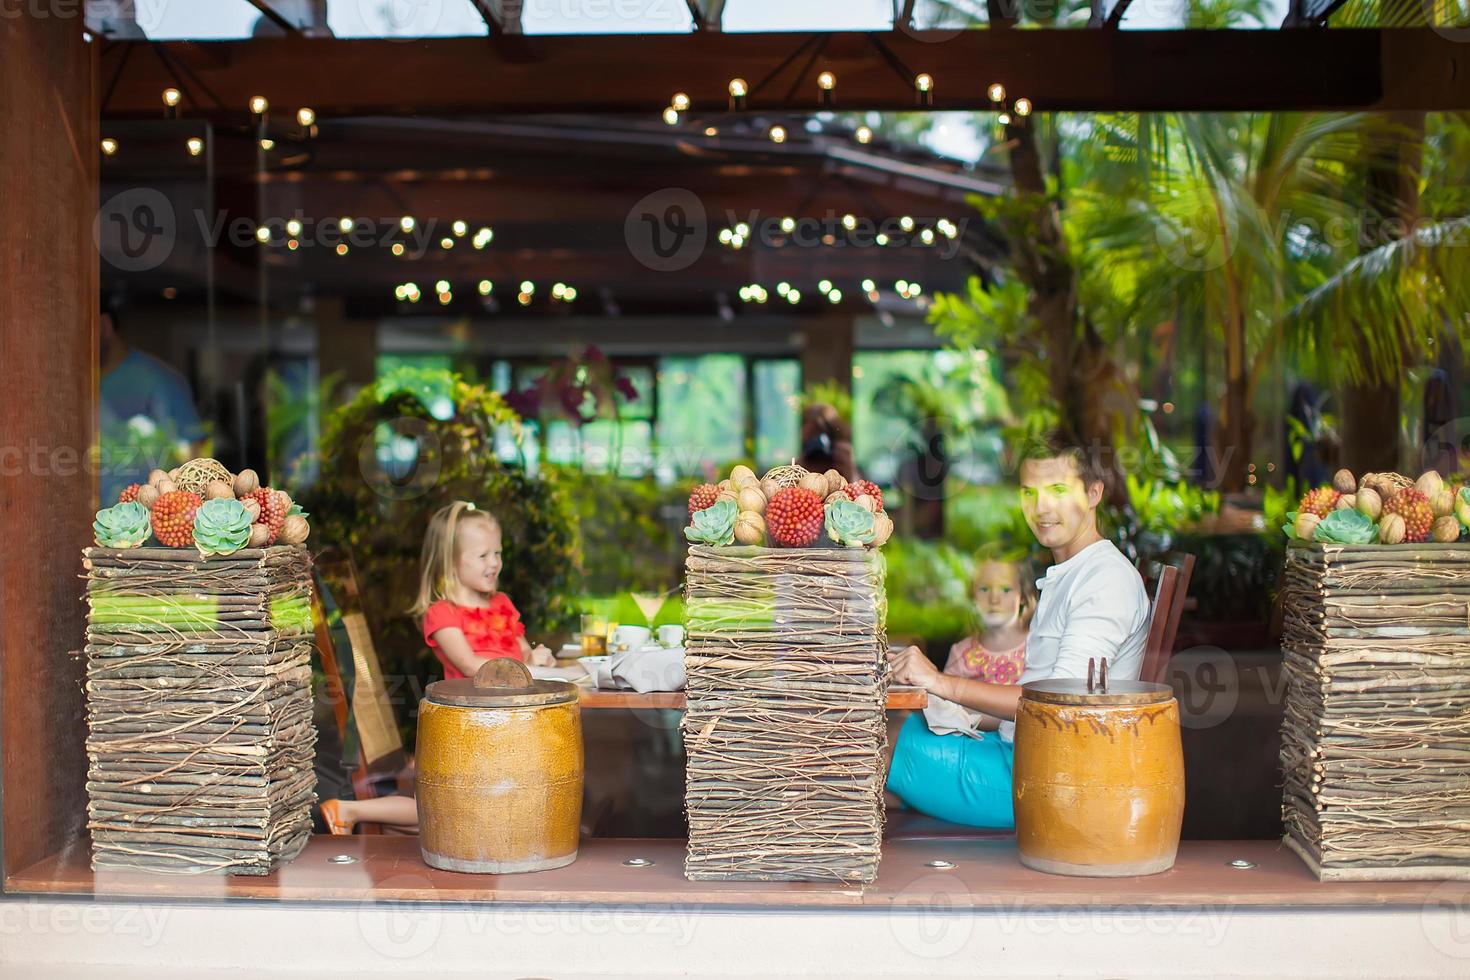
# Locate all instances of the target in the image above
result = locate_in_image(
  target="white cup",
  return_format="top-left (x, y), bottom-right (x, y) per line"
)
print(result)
top-left (657, 624), bottom-right (685, 648)
top-left (612, 625), bottom-right (651, 651)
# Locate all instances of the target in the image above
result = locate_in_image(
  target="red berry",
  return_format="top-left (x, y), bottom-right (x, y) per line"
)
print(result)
top-left (118, 483), bottom-right (143, 504)
top-left (766, 487), bottom-right (824, 548)
top-left (843, 480), bottom-right (884, 511)
top-left (244, 488), bottom-right (289, 544)
top-left (688, 483), bottom-right (720, 515)
top-left (150, 490), bottom-right (202, 547)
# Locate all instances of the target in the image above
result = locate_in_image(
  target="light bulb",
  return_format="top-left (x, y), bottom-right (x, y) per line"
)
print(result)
top-left (818, 279), bottom-right (832, 293)
top-left (254, 226), bottom-right (271, 243)
top-left (856, 126), bottom-right (873, 144)
top-left (399, 216), bottom-right (415, 233)
top-left (564, 287), bottom-right (577, 301)
top-left (435, 280), bottom-right (450, 294)
top-left (662, 106), bottom-right (679, 126)
top-left (735, 222), bottom-right (750, 238)
top-left (186, 137), bottom-right (203, 157)
top-left (338, 217), bottom-right (354, 232)
top-left (259, 138), bottom-right (275, 150)
top-left (769, 125), bottom-right (787, 144)
top-left (899, 215), bottom-right (914, 232)
top-left (1014, 97), bottom-right (1032, 117)
top-left (842, 214), bottom-right (856, 231)
top-left (817, 71), bottom-right (836, 91)
top-left (286, 219), bottom-right (303, 237)
top-left (296, 107), bottom-right (315, 127)
top-left (987, 83), bottom-right (1006, 103)
top-left (451, 220), bottom-right (466, 237)
top-left (875, 233), bottom-right (889, 246)
top-left (552, 282), bottom-right (566, 299)
top-left (520, 280), bottom-right (534, 294)
top-left (163, 88), bottom-right (181, 107)
top-left (394, 285), bottom-right (407, 301)
top-left (998, 112), bottom-right (1012, 126)
top-left (391, 243), bottom-right (405, 256)
top-left (671, 92), bottom-right (690, 111)
top-left (787, 289), bottom-right (801, 304)
top-left (518, 291), bottom-right (532, 306)
top-left (249, 95), bottom-right (268, 115)
top-left (439, 292), bottom-right (452, 305)
top-left (100, 138), bottom-right (117, 156)
top-left (440, 237), bottom-right (453, 249)
top-left (777, 282), bottom-right (790, 295)
top-left (828, 289), bottom-right (842, 304)
top-left (780, 217), bottom-right (795, 233)
top-left (861, 279), bottom-right (875, 292)
top-left (728, 78), bottom-right (748, 98)
top-left (915, 73), bottom-right (933, 93)
top-left (335, 243), bottom-right (348, 256)
top-left (478, 280), bottom-right (493, 295)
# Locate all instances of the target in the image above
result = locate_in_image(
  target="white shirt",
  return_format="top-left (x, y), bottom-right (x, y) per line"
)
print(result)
top-left (999, 539), bottom-right (1150, 743)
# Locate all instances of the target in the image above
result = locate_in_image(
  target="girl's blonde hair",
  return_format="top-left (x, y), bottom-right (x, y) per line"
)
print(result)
top-left (972, 548), bottom-right (1039, 628)
top-left (411, 501), bottom-right (501, 617)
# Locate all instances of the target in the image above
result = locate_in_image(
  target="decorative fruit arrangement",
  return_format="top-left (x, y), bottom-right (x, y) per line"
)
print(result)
top-left (94, 458), bottom-right (311, 555)
top-left (684, 463), bottom-right (894, 550)
top-left (1283, 468), bottom-right (1467, 545)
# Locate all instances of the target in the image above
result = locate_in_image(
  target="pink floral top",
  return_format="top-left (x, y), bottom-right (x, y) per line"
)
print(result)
top-left (944, 635), bottom-right (1027, 686)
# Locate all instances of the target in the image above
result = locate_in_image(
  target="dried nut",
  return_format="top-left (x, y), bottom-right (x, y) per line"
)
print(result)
top-left (247, 523), bottom-right (272, 548)
top-left (1334, 495), bottom-right (1356, 511)
top-left (1333, 468), bottom-right (1356, 494)
top-left (734, 511), bottom-right (767, 546)
top-left (1378, 513), bottom-right (1406, 545)
top-left (1355, 487), bottom-right (1382, 521)
top-left (737, 486), bottom-right (767, 514)
top-left (1416, 470), bottom-right (1445, 501)
top-left (799, 472), bottom-right (829, 496)
top-left (824, 469), bottom-right (846, 495)
top-left (870, 511), bottom-right (894, 548)
top-left (1432, 516), bottom-right (1462, 543)
top-left (716, 489), bottom-right (739, 507)
top-left (204, 480), bottom-right (234, 500)
top-left (729, 464), bottom-right (756, 485)
top-left (234, 468), bottom-right (260, 497)
top-left (168, 467), bottom-right (181, 481)
top-left (155, 478), bottom-right (177, 495)
top-left (134, 485), bottom-right (160, 509)
top-left (147, 468), bottom-right (170, 487)
top-left (852, 494), bottom-right (879, 514)
top-left (278, 515), bottom-right (310, 545)
top-left (760, 476), bottom-right (784, 501)
top-left (1294, 512), bottom-right (1321, 540)
top-left (242, 499), bottom-right (261, 522)
top-left (1431, 489), bottom-right (1455, 519)
top-left (718, 479), bottom-right (734, 493)
top-left (825, 491), bottom-right (848, 505)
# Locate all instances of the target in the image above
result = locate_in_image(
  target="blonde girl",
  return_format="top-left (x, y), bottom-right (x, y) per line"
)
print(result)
top-left (944, 551), bottom-right (1036, 687)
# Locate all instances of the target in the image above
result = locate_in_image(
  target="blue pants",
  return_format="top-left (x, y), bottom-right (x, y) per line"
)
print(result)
top-left (886, 713), bottom-right (1016, 829)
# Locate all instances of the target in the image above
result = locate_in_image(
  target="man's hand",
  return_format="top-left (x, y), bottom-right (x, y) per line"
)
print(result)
top-left (527, 644), bottom-right (556, 667)
top-left (888, 645), bottom-right (945, 695)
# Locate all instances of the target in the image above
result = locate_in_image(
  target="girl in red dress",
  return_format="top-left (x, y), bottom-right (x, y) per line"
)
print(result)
top-left (320, 501), bottom-right (554, 834)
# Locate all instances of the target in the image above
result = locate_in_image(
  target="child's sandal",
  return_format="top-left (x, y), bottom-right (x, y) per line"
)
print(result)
top-left (320, 799), bottom-right (353, 836)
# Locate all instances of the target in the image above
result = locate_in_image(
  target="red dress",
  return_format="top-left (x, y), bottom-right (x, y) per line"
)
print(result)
top-left (422, 594), bottom-right (527, 679)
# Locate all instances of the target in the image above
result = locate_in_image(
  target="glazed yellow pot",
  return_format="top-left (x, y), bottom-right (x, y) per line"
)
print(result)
top-left (416, 659), bottom-right (583, 874)
top-left (1012, 673), bottom-right (1184, 878)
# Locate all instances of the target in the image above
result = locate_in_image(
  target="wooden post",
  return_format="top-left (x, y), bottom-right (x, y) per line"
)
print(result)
top-left (0, 15), bottom-right (97, 877)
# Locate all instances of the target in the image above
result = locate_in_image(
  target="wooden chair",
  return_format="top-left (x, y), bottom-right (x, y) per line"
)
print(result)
top-left (313, 553), bottom-right (414, 834)
top-left (1140, 553), bottom-right (1196, 685)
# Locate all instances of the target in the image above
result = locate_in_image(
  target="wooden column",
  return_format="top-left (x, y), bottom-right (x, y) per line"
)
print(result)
top-left (0, 16), bottom-right (97, 878)
top-left (799, 314), bottom-right (854, 394)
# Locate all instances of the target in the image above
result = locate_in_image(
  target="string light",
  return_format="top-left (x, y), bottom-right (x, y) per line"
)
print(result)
top-left (286, 219), bottom-right (303, 237)
top-left (827, 288), bottom-right (842, 304)
top-left (920, 228), bottom-right (936, 245)
top-left (671, 92), bottom-right (690, 111)
top-left (987, 83), bottom-right (1006, 104)
top-left (399, 216), bottom-right (415, 233)
top-left (769, 125), bottom-right (787, 144)
top-left (440, 237), bottom-right (454, 249)
top-left (338, 217), bottom-right (354, 233)
top-left (817, 70), bottom-right (835, 107)
top-left (439, 291), bottom-right (453, 305)
top-left (335, 243), bottom-right (349, 256)
top-left (478, 279), bottom-right (493, 296)
top-left (186, 137), bottom-right (204, 157)
top-left (728, 77), bottom-right (748, 110)
top-left (780, 217), bottom-right (795, 234)
top-left (564, 286), bottom-right (577, 301)
top-left (842, 214), bottom-right (857, 231)
top-left (163, 88), bottom-right (181, 118)
top-left (997, 112), bottom-right (1012, 127)
top-left (452, 220), bottom-right (467, 237)
top-left (735, 222), bottom-right (749, 238)
top-left (100, 138), bottom-right (117, 156)
top-left (518, 291), bottom-right (533, 306)
top-left (915, 73), bottom-right (933, 107)
top-left (818, 279), bottom-right (833, 294)
top-left (520, 280), bottom-right (535, 294)
top-left (259, 138), bottom-right (275, 151)
top-left (861, 279), bottom-right (875, 293)
top-left (776, 282), bottom-right (791, 295)
top-left (287, 239), bottom-right (300, 251)
top-left (403, 282), bottom-right (421, 303)
top-left (855, 126), bottom-right (873, 145)
top-left (875, 232), bottom-right (889, 246)
top-left (786, 288), bottom-right (802, 304)
top-left (1014, 97), bottom-right (1033, 117)
top-left (899, 215), bottom-right (915, 232)
top-left (249, 95), bottom-right (268, 117)
top-left (254, 225), bottom-right (271, 244)
top-left (473, 226), bottom-right (493, 249)
top-left (296, 107), bottom-right (316, 128)
top-left (552, 282), bottom-right (567, 299)
top-left (391, 243), bottom-right (405, 256)
top-left (662, 106), bottom-right (680, 125)
top-left (704, 126), bottom-right (718, 136)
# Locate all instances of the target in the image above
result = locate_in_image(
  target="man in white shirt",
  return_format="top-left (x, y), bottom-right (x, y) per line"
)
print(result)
top-left (885, 429), bottom-right (1151, 828)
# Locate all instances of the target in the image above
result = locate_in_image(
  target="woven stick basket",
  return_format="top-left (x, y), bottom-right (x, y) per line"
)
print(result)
top-left (682, 545), bottom-right (888, 884)
top-left (81, 546), bottom-right (318, 875)
top-left (1279, 541), bottom-right (1470, 881)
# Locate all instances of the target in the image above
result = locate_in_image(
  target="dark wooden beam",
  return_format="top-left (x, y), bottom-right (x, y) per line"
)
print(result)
top-left (97, 29), bottom-right (1470, 116)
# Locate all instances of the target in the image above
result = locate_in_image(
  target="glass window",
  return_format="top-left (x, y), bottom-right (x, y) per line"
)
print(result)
top-left (655, 355), bottom-right (747, 479)
top-left (752, 359), bottom-right (800, 468)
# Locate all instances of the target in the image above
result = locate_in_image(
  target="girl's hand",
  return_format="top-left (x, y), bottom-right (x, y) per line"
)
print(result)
top-left (888, 645), bottom-right (945, 695)
top-left (527, 644), bottom-right (556, 667)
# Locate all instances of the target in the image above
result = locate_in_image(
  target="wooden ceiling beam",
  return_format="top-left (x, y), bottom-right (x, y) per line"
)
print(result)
top-left (96, 29), bottom-right (1470, 116)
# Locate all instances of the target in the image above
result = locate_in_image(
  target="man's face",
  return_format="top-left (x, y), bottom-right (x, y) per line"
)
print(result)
top-left (1018, 456), bottom-right (1103, 554)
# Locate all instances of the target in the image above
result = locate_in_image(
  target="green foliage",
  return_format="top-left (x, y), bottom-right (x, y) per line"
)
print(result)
top-left (800, 378), bottom-right (853, 423)
top-left (307, 367), bottom-right (580, 685)
top-left (559, 471), bottom-right (686, 597)
top-left (1122, 475), bottom-right (1221, 537)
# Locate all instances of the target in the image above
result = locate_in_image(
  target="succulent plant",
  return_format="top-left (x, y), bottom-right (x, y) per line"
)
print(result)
top-left (1456, 486), bottom-right (1470, 529)
top-left (825, 499), bottom-right (877, 547)
top-left (93, 501), bottom-right (152, 548)
top-left (192, 497), bottom-right (254, 557)
top-left (684, 498), bottom-right (737, 546)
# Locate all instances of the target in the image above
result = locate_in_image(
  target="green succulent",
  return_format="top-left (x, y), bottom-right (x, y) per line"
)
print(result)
top-left (825, 499), bottom-right (877, 547)
top-left (684, 498), bottom-right (737, 546)
top-left (1312, 508), bottom-right (1379, 545)
top-left (93, 501), bottom-right (152, 548)
top-left (192, 497), bottom-right (253, 557)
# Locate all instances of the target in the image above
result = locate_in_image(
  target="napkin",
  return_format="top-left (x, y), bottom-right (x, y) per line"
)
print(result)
top-left (609, 645), bottom-right (686, 693)
top-left (922, 694), bottom-right (988, 740)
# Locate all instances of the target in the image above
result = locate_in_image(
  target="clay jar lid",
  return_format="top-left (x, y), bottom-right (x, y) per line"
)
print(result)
top-left (1022, 657), bottom-right (1173, 706)
top-left (426, 658), bottom-right (576, 708)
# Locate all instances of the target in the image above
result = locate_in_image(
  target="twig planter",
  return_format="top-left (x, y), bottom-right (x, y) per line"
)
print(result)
top-left (1279, 541), bottom-right (1470, 881)
top-left (81, 546), bottom-right (317, 875)
top-left (682, 545), bottom-right (888, 884)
